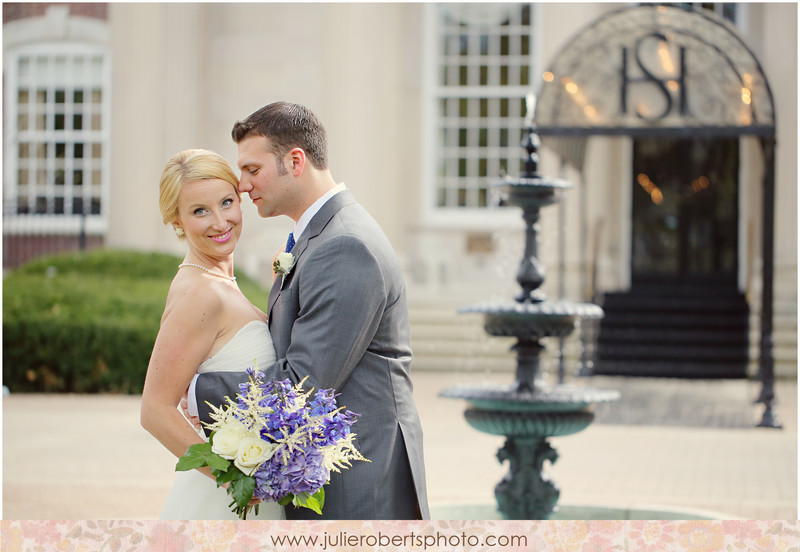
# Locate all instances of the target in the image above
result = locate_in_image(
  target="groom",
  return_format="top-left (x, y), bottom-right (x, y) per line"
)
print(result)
top-left (192, 102), bottom-right (429, 520)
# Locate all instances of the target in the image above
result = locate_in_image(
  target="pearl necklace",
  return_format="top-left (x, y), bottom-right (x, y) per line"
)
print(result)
top-left (178, 262), bottom-right (237, 282)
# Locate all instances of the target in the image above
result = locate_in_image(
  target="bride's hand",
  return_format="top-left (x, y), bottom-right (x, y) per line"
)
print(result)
top-left (180, 391), bottom-right (202, 431)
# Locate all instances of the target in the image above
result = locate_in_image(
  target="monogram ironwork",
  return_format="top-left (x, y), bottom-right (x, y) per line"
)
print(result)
top-left (621, 32), bottom-right (689, 120)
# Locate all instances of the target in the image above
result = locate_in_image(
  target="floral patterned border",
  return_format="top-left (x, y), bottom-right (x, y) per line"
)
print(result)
top-left (2, 520), bottom-right (799, 552)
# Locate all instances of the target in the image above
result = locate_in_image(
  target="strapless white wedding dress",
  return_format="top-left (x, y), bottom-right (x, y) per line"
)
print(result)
top-left (159, 320), bottom-right (286, 520)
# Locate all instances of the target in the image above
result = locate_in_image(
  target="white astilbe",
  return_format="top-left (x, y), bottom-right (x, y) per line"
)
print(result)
top-left (320, 433), bottom-right (369, 473)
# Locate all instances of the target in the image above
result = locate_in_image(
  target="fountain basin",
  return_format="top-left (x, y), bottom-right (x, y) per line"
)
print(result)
top-left (460, 301), bottom-right (603, 338)
top-left (441, 383), bottom-right (620, 438)
top-left (464, 408), bottom-right (595, 438)
top-left (495, 176), bottom-right (572, 210)
top-left (440, 384), bottom-right (620, 413)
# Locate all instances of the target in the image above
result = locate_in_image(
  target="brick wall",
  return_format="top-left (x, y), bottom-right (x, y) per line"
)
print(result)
top-left (3, 2), bottom-right (107, 23)
top-left (3, 235), bottom-right (105, 270)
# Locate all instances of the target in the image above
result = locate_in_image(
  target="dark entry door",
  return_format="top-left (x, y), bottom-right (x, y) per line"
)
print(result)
top-left (595, 137), bottom-right (749, 378)
top-left (631, 138), bottom-right (739, 285)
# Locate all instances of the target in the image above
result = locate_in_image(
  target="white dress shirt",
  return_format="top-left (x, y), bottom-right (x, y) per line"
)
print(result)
top-left (291, 182), bottom-right (347, 243)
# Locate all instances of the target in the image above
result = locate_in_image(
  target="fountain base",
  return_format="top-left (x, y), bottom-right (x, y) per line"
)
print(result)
top-left (442, 384), bottom-right (619, 519)
top-left (464, 406), bottom-right (597, 519)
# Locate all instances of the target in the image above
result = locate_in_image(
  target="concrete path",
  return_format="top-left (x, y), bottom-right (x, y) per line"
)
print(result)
top-left (2, 372), bottom-right (796, 519)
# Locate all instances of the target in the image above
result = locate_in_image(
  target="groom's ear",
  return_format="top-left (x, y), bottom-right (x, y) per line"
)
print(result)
top-left (287, 148), bottom-right (306, 177)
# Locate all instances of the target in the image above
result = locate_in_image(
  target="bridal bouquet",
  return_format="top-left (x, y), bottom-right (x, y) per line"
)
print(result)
top-left (176, 368), bottom-right (367, 519)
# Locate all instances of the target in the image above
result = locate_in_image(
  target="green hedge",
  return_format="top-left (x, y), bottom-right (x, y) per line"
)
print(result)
top-left (3, 249), bottom-right (270, 393)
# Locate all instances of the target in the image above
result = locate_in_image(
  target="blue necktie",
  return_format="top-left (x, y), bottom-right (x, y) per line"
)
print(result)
top-left (285, 232), bottom-right (295, 253)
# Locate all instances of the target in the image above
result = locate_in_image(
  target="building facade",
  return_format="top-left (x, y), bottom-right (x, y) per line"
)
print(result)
top-left (3, 3), bottom-right (796, 377)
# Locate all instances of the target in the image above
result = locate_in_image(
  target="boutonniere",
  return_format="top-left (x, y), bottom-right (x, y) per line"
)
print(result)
top-left (273, 252), bottom-right (296, 277)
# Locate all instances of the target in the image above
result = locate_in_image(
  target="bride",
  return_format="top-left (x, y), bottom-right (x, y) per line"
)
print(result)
top-left (140, 148), bottom-right (284, 520)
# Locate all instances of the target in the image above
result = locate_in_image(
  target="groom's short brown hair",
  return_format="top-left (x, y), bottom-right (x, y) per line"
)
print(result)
top-left (231, 101), bottom-right (328, 170)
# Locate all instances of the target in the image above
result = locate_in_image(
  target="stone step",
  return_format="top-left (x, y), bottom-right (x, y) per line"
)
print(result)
top-left (406, 292), bottom-right (796, 376)
top-left (748, 345), bottom-right (797, 364)
top-left (600, 312), bottom-right (748, 329)
top-left (598, 327), bottom-right (747, 345)
top-left (411, 336), bottom-right (513, 357)
top-left (601, 295), bottom-right (749, 314)
top-left (411, 355), bottom-right (515, 373)
top-left (592, 360), bottom-right (750, 379)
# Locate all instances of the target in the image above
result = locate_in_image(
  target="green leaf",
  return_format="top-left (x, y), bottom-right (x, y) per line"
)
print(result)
top-left (175, 455), bottom-right (206, 471)
top-left (175, 442), bottom-right (214, 471)
top-left (205, 454), bottom-right (231, 472)
top-left (293, 491), bottom-right (324, 515)
top-left (212, 465), bottom-right (242, 485)
top-left (176, 442), bottom-right (232, 475)
top-left (186, 441), bottom-right (214, 456)
top-left (278, 494), bottom-right (294, 506)
top-left (229, 475), bottom-right (256, 509)
top-left (305, 496), bottom-right (322, 515)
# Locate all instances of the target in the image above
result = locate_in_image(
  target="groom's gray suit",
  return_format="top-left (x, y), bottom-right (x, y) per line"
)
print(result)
top-left (195, 190), bottom-right (429, 520)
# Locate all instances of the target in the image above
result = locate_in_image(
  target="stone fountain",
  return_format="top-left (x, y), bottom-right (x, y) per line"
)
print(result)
top-left (440, 98), bottom-right (620, 520)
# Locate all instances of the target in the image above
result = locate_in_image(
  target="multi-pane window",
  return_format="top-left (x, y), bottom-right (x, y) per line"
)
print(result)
top-left (434, 4), bottom-right (536, 210)
top-left (4, 43), bottom-right (110, 232)
top-left (678, 3), bottom-right (739, 24)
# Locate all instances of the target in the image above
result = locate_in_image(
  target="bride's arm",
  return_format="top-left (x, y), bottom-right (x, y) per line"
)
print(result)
top-left (141, 282), bottom-right (222, 462)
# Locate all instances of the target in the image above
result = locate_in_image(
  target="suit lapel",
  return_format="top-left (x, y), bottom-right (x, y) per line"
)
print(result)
top-left (267, 190), bottom-right (356, 319)
top-left (299, 189), bottom-right (355, 247)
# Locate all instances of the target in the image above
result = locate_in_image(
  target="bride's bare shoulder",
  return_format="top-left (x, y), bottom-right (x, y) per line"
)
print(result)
top-left (160, 273), bottom-right (225, 325)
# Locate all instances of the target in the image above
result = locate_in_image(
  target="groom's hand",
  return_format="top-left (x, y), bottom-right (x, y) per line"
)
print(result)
top-left (180, 390), bottom-right (202, 431)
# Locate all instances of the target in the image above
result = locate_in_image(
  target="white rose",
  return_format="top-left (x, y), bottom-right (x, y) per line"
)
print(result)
top-left (211, 420), bottom-right (250, 460)
top-left (234, 436), bottom-right (278, 476)
top-left (274, 252), bottom-right (296, 275)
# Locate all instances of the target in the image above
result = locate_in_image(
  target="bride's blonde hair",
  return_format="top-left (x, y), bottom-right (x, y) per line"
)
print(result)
top-left (159, 149), bottom-right (240, 236)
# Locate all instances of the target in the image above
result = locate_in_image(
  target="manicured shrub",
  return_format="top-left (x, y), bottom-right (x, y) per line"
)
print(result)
top-left (3, 249), bottom-right (269, 393)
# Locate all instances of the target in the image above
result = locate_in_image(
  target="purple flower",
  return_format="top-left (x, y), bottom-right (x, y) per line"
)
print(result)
top-left (259, 408), bottom-right (303, 441)
top-left (314, 410), bottom-right (359, 446)
top-left (253, 446), bottom-right (329, 501)
top-left (309, 388), bottom-right (338, 417)
top-left (261, 378), bottom-right (295, 400)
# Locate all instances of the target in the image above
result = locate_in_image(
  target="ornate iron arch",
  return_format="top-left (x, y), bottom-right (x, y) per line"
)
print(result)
top-left (534, 4), bottom-right (776, 141)
top-left (532, 4), bottom-right (781, 427)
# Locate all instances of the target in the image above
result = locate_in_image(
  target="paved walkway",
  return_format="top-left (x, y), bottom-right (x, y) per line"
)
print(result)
top-left (2, 372), bottom-right (796, 520)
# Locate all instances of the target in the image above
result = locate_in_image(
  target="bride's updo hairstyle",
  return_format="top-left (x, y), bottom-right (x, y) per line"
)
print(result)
top-left (159, 149), bottom-right (240, 238)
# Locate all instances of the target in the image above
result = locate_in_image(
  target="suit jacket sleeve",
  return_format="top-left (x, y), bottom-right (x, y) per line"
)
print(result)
top-left (194, 371), bottom-right (250, 435)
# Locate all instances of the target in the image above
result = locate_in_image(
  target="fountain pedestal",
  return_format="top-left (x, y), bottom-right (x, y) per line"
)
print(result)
top-left (440, 109), bottom-right (619, 520)
top-left (441, 336), bottom-right (618, 519)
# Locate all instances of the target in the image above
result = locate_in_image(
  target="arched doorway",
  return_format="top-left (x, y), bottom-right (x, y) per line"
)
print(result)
top-left (534, 5), bottom-right (776, 379)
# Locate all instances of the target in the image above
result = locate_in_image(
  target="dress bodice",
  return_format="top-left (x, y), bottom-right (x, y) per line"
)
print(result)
top-left (197, 320), bottom-right (276, 374)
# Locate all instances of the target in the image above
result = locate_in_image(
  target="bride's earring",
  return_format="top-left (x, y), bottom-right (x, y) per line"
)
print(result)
top-left (174, 226), bottom-right (185, 237)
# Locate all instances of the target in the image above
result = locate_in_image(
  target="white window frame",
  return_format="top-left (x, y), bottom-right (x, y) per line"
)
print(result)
top-left (4, 26), bottom-right (111, 236)
top-left (421, 2), bottom-right (541, 230)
